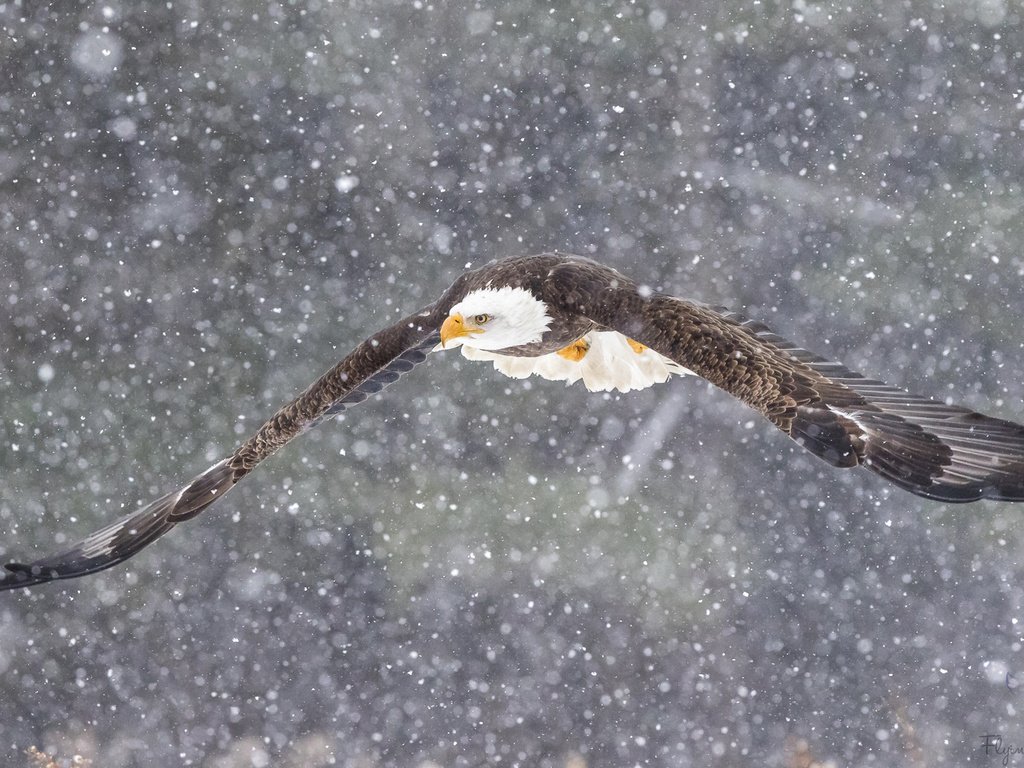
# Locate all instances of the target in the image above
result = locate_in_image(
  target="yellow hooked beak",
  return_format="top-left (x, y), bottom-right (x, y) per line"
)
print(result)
top-left (440, 313), bottom-right (484, 347)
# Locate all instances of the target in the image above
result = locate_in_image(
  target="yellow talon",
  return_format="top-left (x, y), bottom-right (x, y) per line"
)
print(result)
top-left (557, 338), bottom-right (591, 362)
top-left (627, 338), bottom-right (647, 354)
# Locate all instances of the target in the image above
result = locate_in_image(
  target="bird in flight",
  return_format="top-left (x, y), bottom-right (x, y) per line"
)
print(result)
top-left (3, 253), bottom-right (1023, 592)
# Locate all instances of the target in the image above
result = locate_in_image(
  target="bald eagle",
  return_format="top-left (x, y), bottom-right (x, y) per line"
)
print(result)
top-left (3, 253), bottom-right (1023, 592)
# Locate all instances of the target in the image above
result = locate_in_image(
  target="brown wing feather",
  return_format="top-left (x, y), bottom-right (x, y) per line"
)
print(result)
top-left (0, 303), bottom-right (454, 592)
top-left (555, 258), bottom-right (1024, 502)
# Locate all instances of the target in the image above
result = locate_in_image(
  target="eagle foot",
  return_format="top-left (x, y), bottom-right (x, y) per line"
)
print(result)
top-left (557, 337), bottom-right (591, 362)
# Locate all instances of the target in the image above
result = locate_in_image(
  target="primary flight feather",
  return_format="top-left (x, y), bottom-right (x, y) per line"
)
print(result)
top-left (3, 253), bottom-right (1023, 592)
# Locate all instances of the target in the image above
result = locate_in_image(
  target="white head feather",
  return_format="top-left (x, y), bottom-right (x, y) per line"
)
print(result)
top-left (447, 287), bottom-right (552, 350)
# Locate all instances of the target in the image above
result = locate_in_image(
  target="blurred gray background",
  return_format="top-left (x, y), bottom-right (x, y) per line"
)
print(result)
top-left (2, 0), bottom-right (1024, 766)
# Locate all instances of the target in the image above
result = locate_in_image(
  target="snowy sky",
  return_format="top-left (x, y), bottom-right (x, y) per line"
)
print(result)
top-left (2, 1), bottom-right (1023, 766)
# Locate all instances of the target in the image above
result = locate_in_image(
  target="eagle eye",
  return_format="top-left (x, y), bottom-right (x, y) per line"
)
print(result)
top-left (473, 313), bottom-right (491, 325)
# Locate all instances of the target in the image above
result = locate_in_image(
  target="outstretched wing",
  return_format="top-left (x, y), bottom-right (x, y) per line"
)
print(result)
top-left (0, 306), bottom-right (451, 592)
top-left (560, 261), bottom-right (1024, 502)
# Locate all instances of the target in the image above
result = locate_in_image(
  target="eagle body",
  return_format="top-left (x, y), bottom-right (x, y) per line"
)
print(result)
top-left (440, 255), bottom-right (693, 392)
top-left (4, 252), bottom-right (1024, 592)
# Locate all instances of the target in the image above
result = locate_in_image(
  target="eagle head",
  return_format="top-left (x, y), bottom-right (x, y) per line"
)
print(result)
top-left (441, 286), bottom-right (552, 351)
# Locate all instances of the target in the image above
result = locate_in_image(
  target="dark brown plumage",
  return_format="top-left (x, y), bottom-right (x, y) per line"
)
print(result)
top-left (3, 253), bottom-right (1023, 592)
